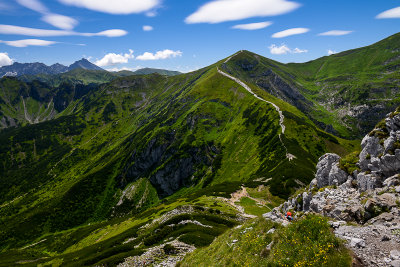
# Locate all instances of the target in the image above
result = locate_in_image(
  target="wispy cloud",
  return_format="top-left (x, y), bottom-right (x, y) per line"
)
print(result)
top-left (0, 25), bottom-right (127, 37)
top-left (0, 38), bottom-right (57, 47)
top-left (185, 0), bottom-right (300, 24)
top-left (16, 0), bottom-right (78, 30)
top-left (269, 44), bottom-right (307, 55)
top-left (143, 25), bottom-right (153, 31)
top-left (41, 14), bottom-right (78, 31)
top-left (232, 21), bottom-right (272, 30)
top-left (95, 49), bottom-right (134, 67)
top-left (272, 27), bottom-right (309, 38)
top-left (319, 30), bottom-right (353, 36)
top-left (327, 49), bottom-right (337, 55)
top-left (58, 0), bottom-right (161, 15)
top-left (376, 7), bottom-right (400, 19)
top-left (0, 52), bottom-right (13, 67)
top-left (136, 49), bottom-right (182, 60)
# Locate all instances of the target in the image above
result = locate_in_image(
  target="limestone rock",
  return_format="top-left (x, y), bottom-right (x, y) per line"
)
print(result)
top-left (359, 135), bottom-right (384, 171)
top-left (315, 153), bottom-right (347, 188)
top-left (357, 172), bottom-right (381, 191)
top-left (383, 175), bottom-right (400, 187)
top-left (350, 238), bottom-right (365, 248)
top-left (391, 250), bottom-right (400, 261)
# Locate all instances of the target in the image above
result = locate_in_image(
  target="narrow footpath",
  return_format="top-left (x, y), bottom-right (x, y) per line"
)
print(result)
top-left (217, 52), bottom-right (295, 160)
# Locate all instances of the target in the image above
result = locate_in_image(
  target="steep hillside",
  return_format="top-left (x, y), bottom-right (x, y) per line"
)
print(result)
top-left (0, 54), bottom-right (356, 265)
top-left (222, 33), bottom-right (400, 139)
top-left (0, 77), bottom-right (97, 129)
top-left (289, 32), bottom-right (400, 137)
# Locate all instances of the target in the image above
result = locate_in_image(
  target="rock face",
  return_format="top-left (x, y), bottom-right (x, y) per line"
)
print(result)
top-left (315, 153), bottom-right (349, 188)
top-left (263, 107), bottom-right (400, 267)
top-left (357, 112), bottom-right (400, 191)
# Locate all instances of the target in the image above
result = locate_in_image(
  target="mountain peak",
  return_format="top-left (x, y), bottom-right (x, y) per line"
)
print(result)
top-left (68, 58), bottom-right (103, 71)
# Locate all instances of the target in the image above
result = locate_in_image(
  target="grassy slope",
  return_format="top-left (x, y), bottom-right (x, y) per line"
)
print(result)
top-left (180, 215), bottom-right (352, 267)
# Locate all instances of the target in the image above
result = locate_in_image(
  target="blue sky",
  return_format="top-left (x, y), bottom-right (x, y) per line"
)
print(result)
top-left (0, 0), bottom-right (399, 72)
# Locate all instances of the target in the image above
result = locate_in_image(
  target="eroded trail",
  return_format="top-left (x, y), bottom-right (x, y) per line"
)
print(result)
top-left (217, 53), bottom-right (295, 160)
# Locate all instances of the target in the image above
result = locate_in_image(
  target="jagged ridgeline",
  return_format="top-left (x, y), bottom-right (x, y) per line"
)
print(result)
top-left (0, 56), bottom-right (355, 251)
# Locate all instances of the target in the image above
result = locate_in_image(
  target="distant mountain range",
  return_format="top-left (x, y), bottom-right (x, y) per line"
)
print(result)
top-left (0, 59), bottom-right (182, 78)
top-left (0, 58), bottom-right (103, 77)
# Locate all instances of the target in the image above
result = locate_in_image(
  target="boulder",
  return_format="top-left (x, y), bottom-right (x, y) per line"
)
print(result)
top-left (383, 174), bottom-right (400, 187)
top-left (357, 172), bottom-right (381, 191)
top-left (391, 250), bottom-right (400, 261)
top-left (359, 135), bottom-right (384, 171)
top-left (380, 151), bottom-right (400, 177)
top-left (315, 153), bottom-right (347, 188)
top-left (350, 238), bottom-right (365, 248)
top-left (375, 193), bottom-right (398, 210)
top-left (386, 114), bottom-right (400, 132)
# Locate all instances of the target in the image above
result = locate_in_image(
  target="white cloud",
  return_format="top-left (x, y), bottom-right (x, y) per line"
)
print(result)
top-left (272, 27), bottom-right (309, 38)
top-left (106, 66), bottom-right (141, 72)
top-left (0, 39), bottom-right (57, 47)
top-left (319, 30), bottom-right (353, 36)
top-left (16, 0), bottom-right (46, 13)
top-left (327, 49), bottom-right (337, 55)
top-left (42, 14), bottom-right (78, 30)
top-left (185, 0), bottom-right (300, 24)
top-left (58, 0), bottom-right (161, 15)
top-left (17, 0), bottom-right (78, 30)
top-left (136, 49), bottom-right (182, 61)
top-left (95, 49), bottom-right (134, 67)
top-left (0, 24), bottom-right (127, 37)
top-left (146, 11), bottom-right (157, 17)
top-left (269, 44), bottom-right (291, 54)
top-left (292, 47), bottom-right (308, 53)
top-left (0, 52), bottom-right (13, 67)
top-left (91, 29), bottom-right (127, 37)
top-left (269, 44), bottom-right (307, 55)
top-left (232, 21), bottom-right (272, 30)
top-left (143, 25), bottom-right (153, 31)
top-left (376, 7), bottom-right (400, 19)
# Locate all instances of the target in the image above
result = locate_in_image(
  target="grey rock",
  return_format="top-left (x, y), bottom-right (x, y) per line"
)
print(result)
top-left (302, 191), bottom-right (312, 211)
top-left (386, 114), bottom-right (400, 132)
top-left (315, 153), bottom-right (347, 188)
top-left (391, 260), bottom-right (400, 267)
top-left (376, 193), bottom-right (398, 210)
top-left (383, 175), bottom-right (400, 187)
top-left (359, 135), bottom-right (384, 171)
top-left (357, 172), bottom-right (381, 191)
top-left (384, 134), bottom-right (397, 153)
top-left (329, 164), bottom-right (348, 186)
top-left (396, 186), bottom-right (400, 193)
top-left (350, 237), bottom-right (365, 248)
top-left (391, 250), bottom-right (400, 260)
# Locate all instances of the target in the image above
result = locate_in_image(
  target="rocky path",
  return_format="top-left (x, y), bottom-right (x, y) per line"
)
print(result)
top-left (217, 53), bottom-right (295, 160)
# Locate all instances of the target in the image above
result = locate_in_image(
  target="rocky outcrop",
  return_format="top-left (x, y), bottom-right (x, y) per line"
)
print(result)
top-left (315, 153), bottom-right (349, 188)
top-left (263, 107), bottom-right (400, 266)
top-left (357, 112), bottom-right (400, 191)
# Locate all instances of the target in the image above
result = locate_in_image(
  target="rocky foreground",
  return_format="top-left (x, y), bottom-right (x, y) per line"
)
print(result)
top-left (264, 108), bottom-right (400, 267)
